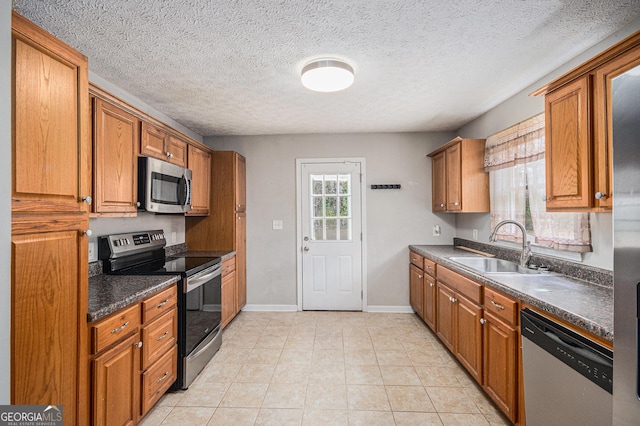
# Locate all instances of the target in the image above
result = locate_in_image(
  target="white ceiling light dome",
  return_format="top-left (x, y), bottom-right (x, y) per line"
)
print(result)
top-left (301, 59), bottom-right (355, 93)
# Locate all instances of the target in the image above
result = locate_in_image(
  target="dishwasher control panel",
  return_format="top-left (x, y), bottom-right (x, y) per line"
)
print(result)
top-left (521, 309), bottom-right (613, 393)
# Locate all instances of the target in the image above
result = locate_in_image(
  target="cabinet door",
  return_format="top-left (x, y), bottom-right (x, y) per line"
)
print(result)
top-left (545, 76), bottom-right (593, 210)
top-left (93, 99), bottom-right (139, 214)
top-left (423, 275), bottom-right (437, 332)
top-left (140, 122), bottom-right (167, 160)
top-left (92, 333), bottom-right (140, 426)
top-left (187, 145), bottom-right (211, 216)
top-left (483, 311), bottom-right (517, 423)
top-left (431, 151), bottom-right (447, 212)
top-left (236, 213), bottom-right (247, 311)
top-left (409, 264), bottom-right (424, 318)
top-left (221, 270), bottom-right (236, 328)
top-left (12, 15), bottom-right (90, 215)
top-left (235, 153), bottom-right (247, 212)
top-left (445, 143), bottom-right (462, 211)
top-left (12, 220), bottom-right (89, 426)
top-left (594, 48), bottom-right (640, 211)
top-left (436, 283), bottom-right (456, 352)
top-left (455, 293), bottom-right (483, 383)
top-left (165, 135), bottom-right (187, 167)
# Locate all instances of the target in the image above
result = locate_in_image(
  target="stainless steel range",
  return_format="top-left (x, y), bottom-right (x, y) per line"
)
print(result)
top-left (99, 230), bottom-right (222, 390)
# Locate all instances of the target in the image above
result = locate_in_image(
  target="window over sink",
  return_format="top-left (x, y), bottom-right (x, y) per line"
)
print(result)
top-left (484, 113), bottom-right (592, 255)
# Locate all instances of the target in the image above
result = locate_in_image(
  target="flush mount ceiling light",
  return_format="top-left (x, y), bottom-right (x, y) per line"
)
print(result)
top-left (301, 59), bottom-right (355, 92)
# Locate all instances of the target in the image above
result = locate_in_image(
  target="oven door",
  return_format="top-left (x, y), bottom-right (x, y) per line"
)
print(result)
top-left (139, 156), bottom-right (192, 214)
top-left (179, 263), bottom-right (222, 389)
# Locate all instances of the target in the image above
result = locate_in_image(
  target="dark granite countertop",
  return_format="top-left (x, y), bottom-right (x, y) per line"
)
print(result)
top-left (409, 245), bottom-right (613, 342)
top-left (88, 274), bottom-right (180, 323)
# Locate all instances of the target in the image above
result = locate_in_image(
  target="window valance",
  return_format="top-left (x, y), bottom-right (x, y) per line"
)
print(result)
top-left (484, 113), bottom-right (545, 171)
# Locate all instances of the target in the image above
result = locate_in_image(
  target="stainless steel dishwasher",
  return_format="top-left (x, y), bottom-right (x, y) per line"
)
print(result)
top-left (520, 309), bottom-right (613, 425)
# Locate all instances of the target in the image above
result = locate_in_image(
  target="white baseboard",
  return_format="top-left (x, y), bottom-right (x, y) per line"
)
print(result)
top-left (242, 304), bottom-right (299, 312)
top-left (366, 305), bottom-right (415, 313)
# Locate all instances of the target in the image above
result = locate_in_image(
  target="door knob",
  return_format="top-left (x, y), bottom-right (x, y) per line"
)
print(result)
top-left (304, 236), bottom-right (309, 241)
top-left (303, 246), bottom-right (309, 252)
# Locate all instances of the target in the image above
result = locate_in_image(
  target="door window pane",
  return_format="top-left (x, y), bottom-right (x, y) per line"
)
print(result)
top-left (309, 173), bottom-right (353, 241)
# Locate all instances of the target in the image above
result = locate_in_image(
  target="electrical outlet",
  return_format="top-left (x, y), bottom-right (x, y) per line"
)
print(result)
top-left (433, 225), bottom-right (441, 237)
top-left (88, 242), bottom-right (97, 262)
top-left (273, 220), bottom-right (283, 230)
top-left (171, 232), bottom-right (177, 243)
top-left (473, 229), bottom-right (478, 240)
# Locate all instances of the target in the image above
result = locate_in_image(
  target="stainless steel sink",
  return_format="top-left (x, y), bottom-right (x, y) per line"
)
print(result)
top-left (448, 257), bottom-right (541, 274)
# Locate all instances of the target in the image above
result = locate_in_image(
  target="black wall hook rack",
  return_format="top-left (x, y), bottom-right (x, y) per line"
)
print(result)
top-left (371, 184), bottom-right (401, 190)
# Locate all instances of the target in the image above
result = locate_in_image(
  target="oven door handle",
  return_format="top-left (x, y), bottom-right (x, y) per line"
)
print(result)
top-left (186, 265), bottom-right (222, 292)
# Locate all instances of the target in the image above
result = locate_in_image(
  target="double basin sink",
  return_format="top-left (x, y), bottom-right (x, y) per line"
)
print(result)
top-left (448, 257), bottom-right (543, 275)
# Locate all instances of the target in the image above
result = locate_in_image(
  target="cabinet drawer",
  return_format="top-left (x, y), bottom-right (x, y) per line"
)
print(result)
top-left (142, 307), bottom-right (177, 370)
top-left (222, 257), bottom-right (236, 276)
top-left (437, 266), bottom-right (482, 304)
top-left (423, 258), bottom-right (436, 277)
top-left (484, 287), bottom-right (518, 325)
top-left (142, 285), bottom-right (177, 324)
top-left (91, 304), bottom-right (141, 354)
top-left (141, 344), bottom-right (177, 416)
top-left (410, 251), bottom-right (424, 268)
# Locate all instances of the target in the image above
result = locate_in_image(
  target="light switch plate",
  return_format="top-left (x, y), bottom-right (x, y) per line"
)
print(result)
top-left (273, 220), bottom-right (283, 230)
top-left (433, 225), bottom-right (441, 237)
top-left (88, 242), bottom-right (97, 262)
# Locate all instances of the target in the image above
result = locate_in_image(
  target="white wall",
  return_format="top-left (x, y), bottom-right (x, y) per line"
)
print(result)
top-left (1, 1), bottom-right (11, 404)
top-left (205, 132), bottom-right (456, 310)
top-left (454, 16), bottom-right (640, 271)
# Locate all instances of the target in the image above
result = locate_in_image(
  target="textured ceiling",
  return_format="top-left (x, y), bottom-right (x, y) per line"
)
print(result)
top-left (12, 0), bottom-right (640, 136)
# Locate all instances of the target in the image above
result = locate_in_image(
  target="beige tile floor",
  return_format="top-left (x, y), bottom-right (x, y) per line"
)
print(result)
top-left (140, 311), bottom-right (512, 426)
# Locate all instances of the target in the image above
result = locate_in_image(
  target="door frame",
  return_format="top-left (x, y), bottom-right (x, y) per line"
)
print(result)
top-left (295, 158), bottom-right (367, 312)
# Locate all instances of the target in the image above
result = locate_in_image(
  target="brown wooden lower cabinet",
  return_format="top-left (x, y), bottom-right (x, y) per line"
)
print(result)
top-left (455, 292), bottom-right (483, 383)
top-left (409, 263), bottom-right (424, 317)
top-left (423, 274), bottom-right (437, 331)
top-left (221, 256), bottom-right (237, 328)
top-left (435, 282), bottom-right (456, 352)
top-left (483, 311), bottom-right (518, 423)
top-left (92, 332), bottom-right (140, 426)
top-left (89, 286), bottom-right (177, 425)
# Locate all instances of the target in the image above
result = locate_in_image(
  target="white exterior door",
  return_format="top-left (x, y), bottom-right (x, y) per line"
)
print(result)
top-left (299, 161), bottom-right (363, 311)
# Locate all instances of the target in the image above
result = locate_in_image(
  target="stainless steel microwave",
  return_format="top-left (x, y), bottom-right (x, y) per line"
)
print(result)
top-left (138, 156), bottom-right (192, 214)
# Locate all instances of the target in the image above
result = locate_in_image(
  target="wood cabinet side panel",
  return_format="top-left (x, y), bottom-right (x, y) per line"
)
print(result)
top-left (235, 153), bottom-right (247, 212)
top-left (431, 151), bottom-right (447, 212)
top-left (236, 213), bottom-right (247, 310)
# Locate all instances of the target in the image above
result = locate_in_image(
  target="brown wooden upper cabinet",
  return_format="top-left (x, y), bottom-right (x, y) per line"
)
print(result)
top-left (92, 98), bottom-right (139, 215)
top-left (427, 137), bottom-right (489, 213)
top-left (140, 122), bottom-right (187, 167)
top-left (12, 12), bottom-right (91, 215)
top-left (533, 30), bottom-right (640, 211)
top-left (186, 144), bottom-right (211, 216)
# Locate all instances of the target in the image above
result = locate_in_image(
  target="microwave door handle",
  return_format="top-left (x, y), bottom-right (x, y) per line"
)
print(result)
top-left (177, 176), bottom-right (186, 206)
top-left (185, 175), bottom-right (192, 206)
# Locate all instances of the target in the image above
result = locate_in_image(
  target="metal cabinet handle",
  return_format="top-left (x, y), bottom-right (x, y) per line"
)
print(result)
top-left (449, 297), bottom-right (457, 303)
top-left (454, 202), bottom-right (459, 206)
top-left (440, 203), bottom-right (445, 207)
top-left (157, 331), bottom-right (169, 341)
top-left (429, 282), bottom-right (434, 287)
top-left (157, 299), bottom-right (169, 309)
top-left (543, 195), bottom-right (552, 202)
top-left (111, 321), bottom-right (129, 334)
top-left (156, 372), bottom-right (169, 383)
top-left (480, 318), bottom-right (486, 325)
top-left (491, 300), bottom-right (505, 310)
top-left (82, 196), bottom-right (92, 205)
top-left (418, 275), bottom-right (423, 279)
top-left (83, 230), bottom-right (92, 237)
top-left (595, 192), bottom-right (607, 200)
top-left (134, 341), bottom-right (142, 348)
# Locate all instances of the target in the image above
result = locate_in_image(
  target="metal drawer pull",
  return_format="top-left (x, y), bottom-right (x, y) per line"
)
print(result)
top-left (449, 297), bottom-right (457, 303)
top-left (157, 372), bottom-right (169, 383)
top-left (134, 341), bottom-right (142, 348)
top-left (480, 318), bottom-right (486, 325)
top-left (429, 282), bottom-right (434, 287)
top-left (491, 300), bottom-right (505, 310)
top-left (111, 321), bottom-right (129, 334)
top-left (157, 331), bottom-right (169, 341)
top-left (157, 299), bottom-right (170, 309)
top-left (418, 275), bottom-right (423, 279)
